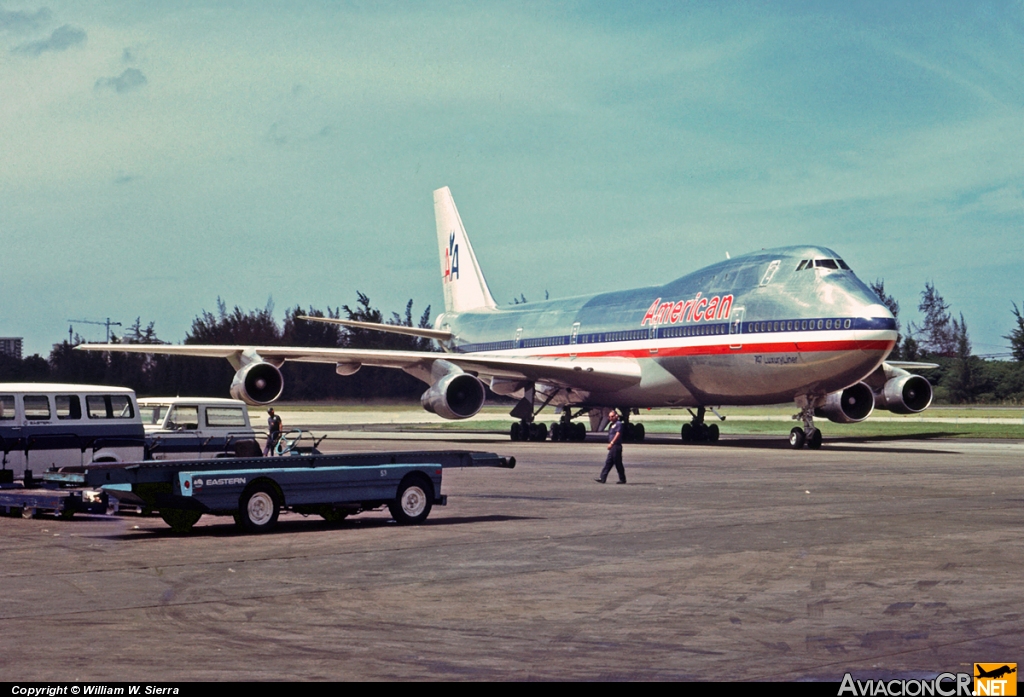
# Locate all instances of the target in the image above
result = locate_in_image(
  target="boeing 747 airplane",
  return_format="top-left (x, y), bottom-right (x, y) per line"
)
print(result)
top-left (80, 187), bottom-right (934, 448)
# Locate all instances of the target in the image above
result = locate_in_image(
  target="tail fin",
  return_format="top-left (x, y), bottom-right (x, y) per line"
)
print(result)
top-left (434, 186), bottom-right (498, 314)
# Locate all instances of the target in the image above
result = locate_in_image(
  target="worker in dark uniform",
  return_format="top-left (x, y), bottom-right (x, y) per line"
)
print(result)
top-left (595, 409), bottom-right (626, 484)
top-left (264, 407), bottom-right (283, 456)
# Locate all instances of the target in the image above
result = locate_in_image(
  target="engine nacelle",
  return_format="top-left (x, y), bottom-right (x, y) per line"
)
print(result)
top-left (815, 382), bottom-right (875, 424)
top-left (229, 362), bottom-right (284, 405)
top-left (420, 362), bottom-right (486, 420)
top-left (876, 374), bottom-right (933, 414)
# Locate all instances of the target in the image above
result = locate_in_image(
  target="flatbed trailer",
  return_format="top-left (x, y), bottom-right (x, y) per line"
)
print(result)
top-left (0, 481), bottom-right (107, 519)
top-left (43, 450), bottom-right (515, 533)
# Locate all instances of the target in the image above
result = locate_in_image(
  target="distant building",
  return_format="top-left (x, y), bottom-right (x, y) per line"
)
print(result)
top-left (0, 338), bottom-right (23, 360)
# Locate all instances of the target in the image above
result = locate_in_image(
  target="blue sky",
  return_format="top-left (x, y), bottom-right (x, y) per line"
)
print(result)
top-left (2, 1), bottom-right (1022, 356)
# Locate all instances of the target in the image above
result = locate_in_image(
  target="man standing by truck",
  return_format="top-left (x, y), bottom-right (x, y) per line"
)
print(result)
top-left (264, 407), bottom-right (283, 456)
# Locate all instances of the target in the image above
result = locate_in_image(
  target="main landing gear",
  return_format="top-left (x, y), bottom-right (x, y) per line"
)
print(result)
top-left (680, 406), bottom-right (720, 443)
top-left (789, 398), bottom-right (823, 449)
top-left (508, 407), bottom-right (646, 443)
top-left (510, 420), bottom-right (550, 442)
top-left (549, 409), bottom-right (588, 442)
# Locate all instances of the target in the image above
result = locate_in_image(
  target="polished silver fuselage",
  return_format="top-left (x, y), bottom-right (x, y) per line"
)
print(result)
top-left (436, 246), bottom-right (897, 408)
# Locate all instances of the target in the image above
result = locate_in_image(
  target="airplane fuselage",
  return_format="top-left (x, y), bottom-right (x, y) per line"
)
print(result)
top-left (436, 245), bottom-right (897, 409)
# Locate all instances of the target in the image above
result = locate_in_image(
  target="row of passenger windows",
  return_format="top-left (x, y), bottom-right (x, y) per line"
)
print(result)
top-left (661, 324), bottom-right (729, 338)
top-left (459, 317), bottom-right (854, 352)
top-left (522, 336), bottom-right (568, 348)
top-left (0, 394), bottom-right (135, 421)
top-left (748, 318), bottom-right (851, 333)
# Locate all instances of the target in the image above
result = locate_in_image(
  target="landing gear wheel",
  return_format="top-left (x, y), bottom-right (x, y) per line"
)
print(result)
top-left (806, 428), bottom-right (822, 450)
top-left (681, 423), bottom-right (693, 442)
top-left (634, 423), bottom-right (646, 442)
top-left (789, 427), bottom-right (806, 449)
top-left (510, 423), bottom-right (521, 441)
top-left (707, 424), bottom-right (719, 442)
top-left (533, 423), bottom-right (549, 441)
top-left (574, 423), bottom-right (587, 441)
top-left (160, 508), bottom-right (202, 534)
top-left (238, 484), bottom-right (280, 533)
top-left (550, 423), bottom-right (562, 441)
top-left (389, 476), bottom-right (433, 525)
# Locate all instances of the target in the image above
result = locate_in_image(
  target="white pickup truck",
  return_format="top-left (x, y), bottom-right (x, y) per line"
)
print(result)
top-left (138, 397), bottom-right (262, 460)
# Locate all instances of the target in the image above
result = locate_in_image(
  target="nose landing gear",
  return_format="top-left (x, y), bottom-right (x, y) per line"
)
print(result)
top-left (790, 397), bottom-right (823, 449)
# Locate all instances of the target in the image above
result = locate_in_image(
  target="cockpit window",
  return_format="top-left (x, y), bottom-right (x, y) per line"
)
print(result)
top-left (798, 258), bottom-right (850, 270)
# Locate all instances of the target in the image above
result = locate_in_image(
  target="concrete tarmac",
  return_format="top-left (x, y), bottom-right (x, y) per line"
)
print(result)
top-left (1, 432), bottom-right (1022, 681)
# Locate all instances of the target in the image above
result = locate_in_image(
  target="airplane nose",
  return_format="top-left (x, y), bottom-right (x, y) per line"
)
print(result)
top-left (855, 302), bottom-right (897, 354)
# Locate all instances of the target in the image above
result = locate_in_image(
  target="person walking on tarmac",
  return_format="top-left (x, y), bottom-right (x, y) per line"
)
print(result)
top-left (264, 407), bottom-right (283, 456)
top-left (595, 409), bottom-right (626, 484)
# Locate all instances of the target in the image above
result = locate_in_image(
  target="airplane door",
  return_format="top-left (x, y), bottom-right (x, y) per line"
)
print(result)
top-left (729, 307), bottom-right (745, 350)
top-left (759, 260), bottom-right (781, 286)
top-left (569, 322), bottom-right (580, 357)
top-left (514, 327), bottom-right (523, 349)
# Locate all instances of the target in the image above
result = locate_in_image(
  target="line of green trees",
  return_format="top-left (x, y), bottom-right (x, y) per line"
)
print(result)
top-left (870, 280), bottom-right (1024, 404)
top-left (0, 293), bottom-right (436, 402)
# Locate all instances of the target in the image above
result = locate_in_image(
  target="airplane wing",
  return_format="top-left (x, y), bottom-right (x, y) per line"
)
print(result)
top-left (884, 361), bottom-right (939, 370)
top-left (297, 316), bottom-right (454, 342)
top-left (75, 344), bottom-right (642, 392)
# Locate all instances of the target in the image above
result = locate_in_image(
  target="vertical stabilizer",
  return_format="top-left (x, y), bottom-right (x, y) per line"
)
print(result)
top-left (434, 186), bottom-right (498, 314)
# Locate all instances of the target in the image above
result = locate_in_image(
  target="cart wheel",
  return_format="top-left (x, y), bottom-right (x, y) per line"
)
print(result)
top-left (320, 508), bottom-right (349, 524)
top-left (389, 475), bottom-right (433, 525)
top-left (238, 483), bottom-right (280, 533)
top-left (159, 509), bottom-right (202, 534)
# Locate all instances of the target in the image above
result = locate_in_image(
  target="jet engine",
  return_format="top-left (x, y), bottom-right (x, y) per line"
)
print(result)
top-left (229, 362), bottom-right (284, 405)
top-left (815, 381), bottom-right (875, 424)
top-left (875, 374), bottom-right (933, 414)
top-left (420, 360), bottom-right (486, 420)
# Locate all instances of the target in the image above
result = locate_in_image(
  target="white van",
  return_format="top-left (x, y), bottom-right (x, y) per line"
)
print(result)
top-left (137, 397), bottom-right (260, 460)
top-left (0, 383), bottom-right (144, 481)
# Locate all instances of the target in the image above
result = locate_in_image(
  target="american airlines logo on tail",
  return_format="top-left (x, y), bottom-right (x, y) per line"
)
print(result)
top-left (444, 232), bottom-right (459, 283)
